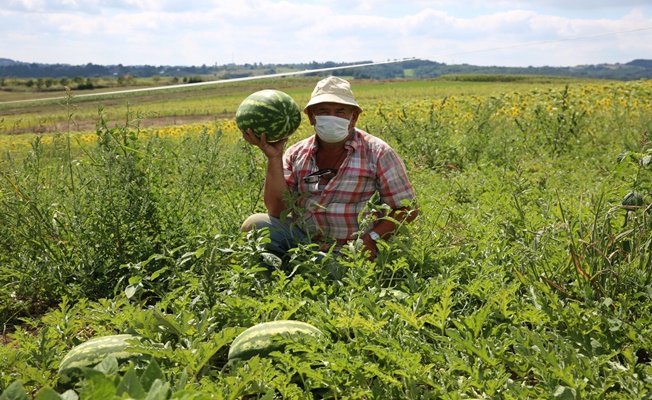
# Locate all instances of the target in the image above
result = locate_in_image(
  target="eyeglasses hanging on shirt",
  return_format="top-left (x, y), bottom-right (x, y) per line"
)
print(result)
top-left (303, 169), bottom-right (338, 184)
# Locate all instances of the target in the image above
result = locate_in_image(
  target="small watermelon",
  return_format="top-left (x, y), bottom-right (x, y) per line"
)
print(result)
top-left (622, 191), bottom-right (643, 207)
top-left (228, 320), bottom-right (323, 362)
top-left (235, 89), bottom-right (302, 142)
top-left (58, 334), bottom-right (142, 373)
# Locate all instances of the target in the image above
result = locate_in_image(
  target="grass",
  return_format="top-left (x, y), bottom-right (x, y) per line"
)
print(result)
top-left (0, 76), bottom-right (651, 399)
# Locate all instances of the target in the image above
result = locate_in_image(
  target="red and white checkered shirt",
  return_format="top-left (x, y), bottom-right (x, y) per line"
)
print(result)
top-left (283, 129), bottom-right (416, 241)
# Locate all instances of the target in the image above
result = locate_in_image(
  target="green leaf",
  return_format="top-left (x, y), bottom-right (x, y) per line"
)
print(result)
top-left (150, 267), bottom-right (168, 281)
top-left (34, 388), bottom-right (61, 400)
top-left (140, 358), bottom-right (165, 391)
top-left (175, 367), bottom-right (189, 391)
top-left (59, 390), bottom-right (79, 400)
top-left (93, 354), bottom-right (119, 376)
top-left (616, 151), bottom-right (628, 164)
top-left (261, 252), bottom-right (282, 267)
top-left (143, 379), bottom-right (170, 400)
top-left (115, 366), bottom-right (146, 399)
top-left (379, 288), bottom-right (409, 301)
top-left (552, 385), bottom-right (576, 399)
top-left (125, 283), bottom-right (143, 299)
top-left (128, 276), bottom-right (142, 285)
top-left (168, 388), bottom-right (207, 400)
top-left (79, 371), bottom-right (117, 400)
top-left (153, 309), bottom-right (186, 337)
top-left (188, 327), bottom-right (240, 377)
top-left (259, 389), bottom-right (277, 400)
top-left (0, 381), bottom-right (29, 400)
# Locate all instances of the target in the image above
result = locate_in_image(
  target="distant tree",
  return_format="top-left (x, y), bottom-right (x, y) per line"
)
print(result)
top-left (184, 76), bottom-right (204, 83)
top-left (116, 64), bottom-right (129, 75)
top-left (1, 58), bottom-right (651, 82)
top-left (117, 74), bottom-right (135, 86)
top-left (627, 59), bottom-right (652, 68)
top-left (77, 77), bottom-right (95, 90)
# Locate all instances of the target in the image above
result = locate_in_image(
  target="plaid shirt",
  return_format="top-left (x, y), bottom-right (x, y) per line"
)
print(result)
top-left (283, 129), bottom-right (416, 241)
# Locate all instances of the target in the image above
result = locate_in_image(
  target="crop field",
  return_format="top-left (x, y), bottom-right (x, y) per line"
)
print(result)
top-left (1, 76), bottom-right (651, 399)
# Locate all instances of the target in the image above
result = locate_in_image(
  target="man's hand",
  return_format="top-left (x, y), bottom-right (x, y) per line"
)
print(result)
top-left (242, 128), bottom-right (290, 217)
top-left (361, 234), bottom-right (378, 261)
top-left (242, 129), bottom-right (288, 159)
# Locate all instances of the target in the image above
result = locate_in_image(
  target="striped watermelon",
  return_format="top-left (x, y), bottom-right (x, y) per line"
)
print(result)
top-left (228, 320), bottom-right (323, 362)
top-left (235, 89), bottom-right (302, 142)
top-left (58, 334), bottom-right (142, 373)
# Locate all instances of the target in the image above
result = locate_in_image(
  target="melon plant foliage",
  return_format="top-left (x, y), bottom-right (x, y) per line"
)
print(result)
top-left (0, 77), bottom-right (652, 399)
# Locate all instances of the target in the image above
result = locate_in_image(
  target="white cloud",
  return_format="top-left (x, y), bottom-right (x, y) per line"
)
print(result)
top-left (523, 0), bottom-right (651, 10)
top-left (1, 0), bottom-right (651, 67)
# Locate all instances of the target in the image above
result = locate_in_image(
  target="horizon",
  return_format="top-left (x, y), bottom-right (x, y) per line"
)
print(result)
top-left (1, 56), bottom-right (649, 70)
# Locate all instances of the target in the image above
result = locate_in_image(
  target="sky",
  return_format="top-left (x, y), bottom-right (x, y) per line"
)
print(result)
top-left (1, 0), bottom-right (651, 68)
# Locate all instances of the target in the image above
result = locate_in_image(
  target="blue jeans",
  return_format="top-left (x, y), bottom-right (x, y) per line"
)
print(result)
top-left (241, 214), bottom-right (352, 279)
top-left (240, 213), bottom-right (312, 256)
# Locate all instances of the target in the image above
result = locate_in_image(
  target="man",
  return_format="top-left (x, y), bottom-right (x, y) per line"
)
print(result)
top-left (241, 76), bottom-right (418, 261)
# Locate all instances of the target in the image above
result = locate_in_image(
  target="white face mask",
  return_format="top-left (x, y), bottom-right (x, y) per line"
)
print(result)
top-left (314, 115), bottom-right (351, 143)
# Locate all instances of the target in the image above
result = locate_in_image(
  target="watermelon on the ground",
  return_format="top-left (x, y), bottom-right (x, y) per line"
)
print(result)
top-left (235, 89), bottom-right (302, 142)
top-left (622, 191), bottom-right (643, 207)
top-left (58, 334), bottom-right (142, 373)
top-left (228, 320), bottom-right (323, 362)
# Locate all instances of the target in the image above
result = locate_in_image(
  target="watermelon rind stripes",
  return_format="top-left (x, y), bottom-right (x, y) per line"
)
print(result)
top-left (228, 320), bottom-right (323, 362)
top-left (58, 334), bottom-right (142, 372)
top-left (235, 89), bottom-right (302, 142)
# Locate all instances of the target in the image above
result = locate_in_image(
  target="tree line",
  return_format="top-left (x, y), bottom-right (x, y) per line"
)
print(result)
top-left (1, 58), bottom-right (651, 84)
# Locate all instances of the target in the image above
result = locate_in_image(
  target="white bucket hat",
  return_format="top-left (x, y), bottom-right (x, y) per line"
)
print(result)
top-left (304, 76), bottom-right (363, 113)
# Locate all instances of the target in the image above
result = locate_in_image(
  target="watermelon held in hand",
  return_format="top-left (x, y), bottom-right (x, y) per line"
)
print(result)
top-left (228, 320), bottom-right (324, 362)
top-left (235, 89), bottom-right (302, 142)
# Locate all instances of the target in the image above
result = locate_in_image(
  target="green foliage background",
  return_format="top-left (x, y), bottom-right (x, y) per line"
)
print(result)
top-left (1, 77), bottom-right (651, 399)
